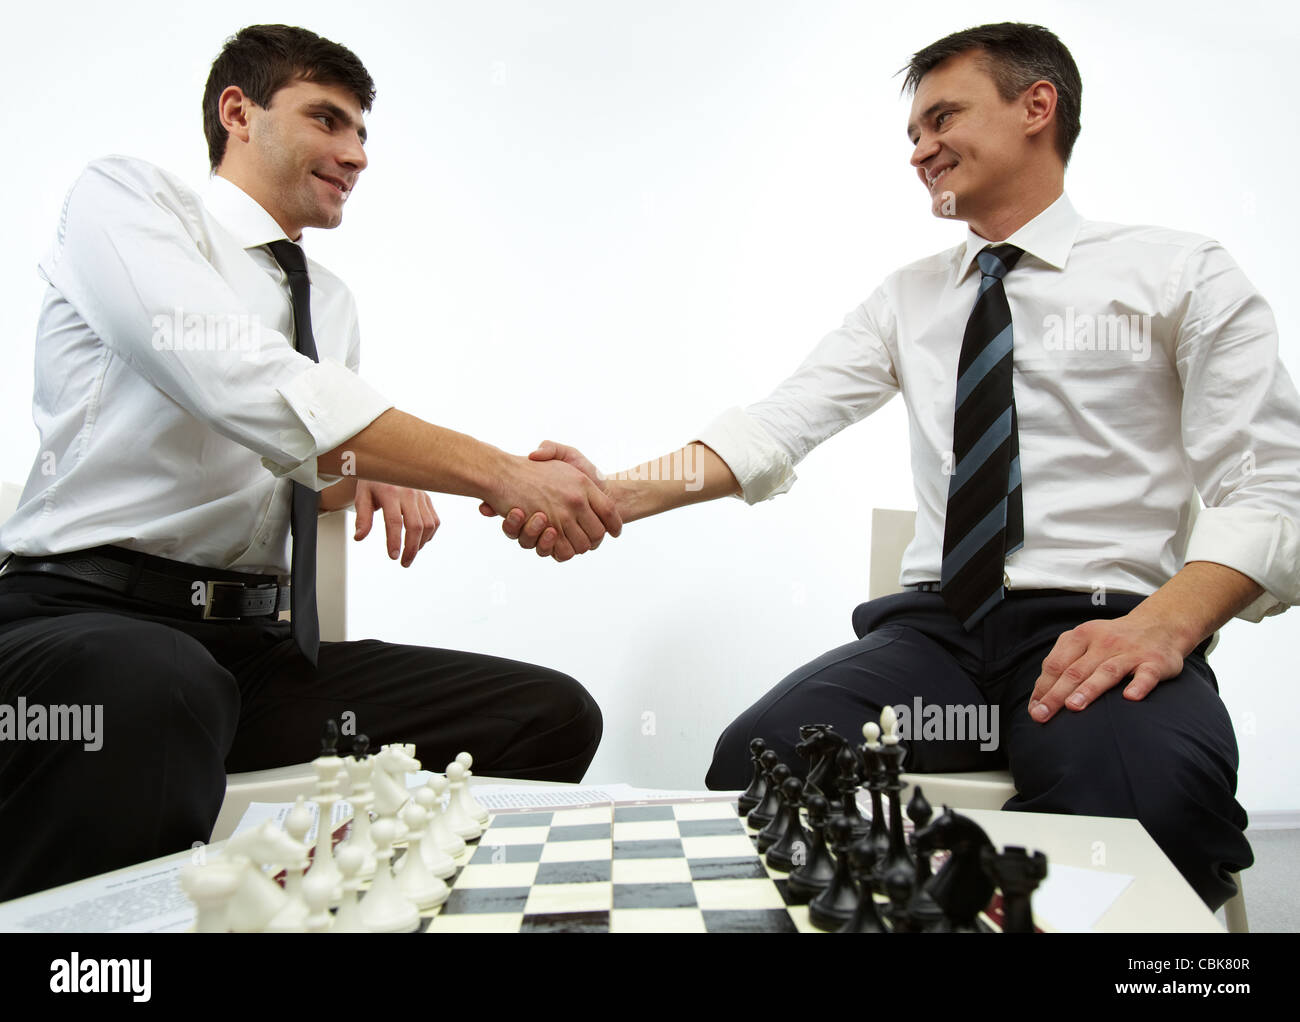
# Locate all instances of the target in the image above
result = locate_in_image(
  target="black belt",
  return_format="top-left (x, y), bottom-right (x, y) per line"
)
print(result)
top-left (0, 546), bottom-right (290, 621)
top-left (904, 581), bottom-right (943, 592)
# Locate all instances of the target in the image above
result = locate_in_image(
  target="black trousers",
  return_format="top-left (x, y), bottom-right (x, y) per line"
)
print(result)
top-left (0, 573), bottom-right (602, 902)
top-left (705, 588), bottom-right (1253, 912)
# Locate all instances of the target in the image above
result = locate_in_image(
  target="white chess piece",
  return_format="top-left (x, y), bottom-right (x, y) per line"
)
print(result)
top-left (396, 803), bottom-right (450, 910)
top-left (422, 774), bottom-right (467, 859)
top-left (342, 742), bottom-right (379, 879)
top-left (454, 751), bottom-right (490, 825)
top-left (180, 863), bottom-right (241, 933)
top-left (359, 819), bottom-right (421, 933)
top-left (414, 786), bottom-right (458, 879)
top-left (443, 761), bottom-right (482, 840)
top-left (331, 844), bottom-right (372, 933)
top-left (309, 735), bottom-right (347, 904)
top-left (223, 822), bottom-right (302, 931)
top-left (302, 872), bottom-right (335, 933)
top-left (371, 744), bottom-right (420, 843)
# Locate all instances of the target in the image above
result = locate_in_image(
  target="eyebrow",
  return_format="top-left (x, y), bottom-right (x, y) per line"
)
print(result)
top-left (907, 100), bottom-right (957, 142)
top-left (307, 100), bottom-right (367, 144)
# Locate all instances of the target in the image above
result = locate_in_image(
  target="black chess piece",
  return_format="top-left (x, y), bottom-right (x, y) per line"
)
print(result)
top-left (756, 765), bottom-right (793, 852)
top-left (873, 709), bottom-right (915, 893)
top-left (838, 835), bottom-right (888, 933)
top-left (808, 816), bottom-right (860, 931)
top-left (746, 750), bottom-right (783, 831)
top-left (914, 806), bottom-right (997, 933)
top-left (833, 746), bottom-right (870, 841)
top-left (351, 733), bottom-right (370, 759)
top-left (320, 718), bottom-right (339, 755)
top-left (795, 724), bottom-right (846, 807)
top-left (859, 721), bottom-right (891, 868)
top-left (904, 785), bottom-right (944, 930)
top-left (981, 845), bottom-right (1048, 934)
top-left (766, 777), bottom-right (812, 872)
top-left (786, 795), bottom-right (837, 904)
top-left (881, 856), bottom-right (918, 933)
top-left (738, 738), bottom-right (768, 817)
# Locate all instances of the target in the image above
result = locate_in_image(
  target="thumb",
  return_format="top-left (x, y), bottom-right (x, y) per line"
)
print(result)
top-left (478, 501), bottom-right (499, 518)
top-left (529, 440), bottom-right (559, 461)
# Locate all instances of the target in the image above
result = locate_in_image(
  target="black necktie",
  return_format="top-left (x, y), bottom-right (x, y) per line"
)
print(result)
top-left (940, 244), bottom-right (1025, 630)
top-left (267, 239), bottom-right (320, 665)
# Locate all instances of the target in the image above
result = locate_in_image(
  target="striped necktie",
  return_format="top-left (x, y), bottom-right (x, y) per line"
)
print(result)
top-left (940, 243), bottom-right (1024, 630)
top-left (267, 239), bottom-right (320, 666)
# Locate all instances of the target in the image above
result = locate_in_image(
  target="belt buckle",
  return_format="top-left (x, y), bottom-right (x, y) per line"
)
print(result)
top-left (201, 580), bottom-right (246, 620)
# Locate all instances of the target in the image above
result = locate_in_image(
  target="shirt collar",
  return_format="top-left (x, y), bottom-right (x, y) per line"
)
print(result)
top-left (954, 192), bottom-right (1082, 284)
top-left (203, 173), bottom-right (297, 251)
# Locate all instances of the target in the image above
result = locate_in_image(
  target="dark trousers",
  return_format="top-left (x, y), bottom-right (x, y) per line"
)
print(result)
top-left (705, 588), bottom-right (1253, 912)
top-left (0, 573), bottom-right (602, 902)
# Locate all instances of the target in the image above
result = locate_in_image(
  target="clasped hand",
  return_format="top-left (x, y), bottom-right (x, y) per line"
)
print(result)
top-left (478, 441), bottom-right (612, 561)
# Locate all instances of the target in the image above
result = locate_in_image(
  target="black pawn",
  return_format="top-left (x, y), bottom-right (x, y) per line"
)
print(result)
top-left (904, 785), bottom-right (943, 930)
top-left (808, 816), bottom-right (860, 931)
top-left (351, 733), bottom-right (370, 759)
top-left (765, 777), bottom-right (811, 872)
top-left (838, 836), bottom-right (888, 933)
top-left (746, 750), bottom-right (783, 831)
top-left (834, 746), bottom-right (870, 841)
top-left (755, 765), bottom-right (793, 852)
top-left (881, 856), bottom-right (918, 932)
top-left (320, 718), bottom-right (339, 755)
top-left (737, 738), bottom-right (768, 817)
top-left (786, 796), bottom-right (837, 904)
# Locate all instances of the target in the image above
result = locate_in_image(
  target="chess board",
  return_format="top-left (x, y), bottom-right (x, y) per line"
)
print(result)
top-left (421, 798), bottom-right (818, 933)
top-left (351, 795), bottom-right (1029, 933)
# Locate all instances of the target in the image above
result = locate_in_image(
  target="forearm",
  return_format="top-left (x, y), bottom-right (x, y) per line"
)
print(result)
top-left (319, 408), bottom-right (511, 505)
top-left (1127, 560), bottom-right (1266, 653)
top-left (604, 443), bottom-right (741, 523)
top-left (318, 477), bottom-right (357, 513)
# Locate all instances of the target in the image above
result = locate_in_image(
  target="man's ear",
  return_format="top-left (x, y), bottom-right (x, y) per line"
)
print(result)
top-left (218, 85), bottom-right (255, 147)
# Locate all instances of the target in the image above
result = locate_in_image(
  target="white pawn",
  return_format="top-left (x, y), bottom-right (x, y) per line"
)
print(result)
top-left (423, 775), bottom-right (467, 859)
top-left (282, 795), bottom-right (314, 903)
top-left (443, 761), bottom-right (482, 840)
top-left (331, 844), bottom-right (372, 933)
top-left (180, 863), bottom-right (241, 933)
top-left (303, 872), bottom-right (334, 933)
top-left (359, 819), bottom-right (421, 933)
top-left (342, 738), bottom-right (379, 879)
top-left (396, 803), bottom-right (449, 910)
top-left (454, 752), bottom-right (490, 825)
top-left (414, 786), bottom-right (458, 879)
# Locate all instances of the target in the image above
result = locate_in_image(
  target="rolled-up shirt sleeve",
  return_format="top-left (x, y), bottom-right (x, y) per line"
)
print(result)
top-left (1175, 240), bottom-right (1300, 620)
top-left (693, 287), bottom-right (901, 504)
top-left (39, 157), bottom-right (391, 492)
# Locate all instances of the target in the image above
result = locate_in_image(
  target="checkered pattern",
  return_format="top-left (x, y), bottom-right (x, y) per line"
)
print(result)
top-left (418, 801), bottom-right (821, 933)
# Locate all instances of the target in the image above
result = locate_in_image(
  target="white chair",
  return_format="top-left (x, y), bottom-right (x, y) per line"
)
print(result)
top-left (869, 507), bottom-right (1247, 931)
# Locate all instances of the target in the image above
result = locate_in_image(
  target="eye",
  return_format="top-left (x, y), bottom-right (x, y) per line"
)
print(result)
top-left (315, 114), bottom-right (333, 128)
top-left (936, 111), bottom-right (953, 127)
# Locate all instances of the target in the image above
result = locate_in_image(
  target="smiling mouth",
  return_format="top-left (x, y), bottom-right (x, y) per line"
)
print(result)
top-left (926, 165), bottom-right (955, 190)
top-left (313, 172), bottom-right (351, 199)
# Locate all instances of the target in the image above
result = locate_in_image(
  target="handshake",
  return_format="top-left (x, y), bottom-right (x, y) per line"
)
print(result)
top-left (479, 440), bottom-right (623, 562)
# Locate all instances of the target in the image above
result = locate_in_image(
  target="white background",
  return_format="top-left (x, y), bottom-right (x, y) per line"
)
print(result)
top-left (3, 0), bottom-right (1297, 813)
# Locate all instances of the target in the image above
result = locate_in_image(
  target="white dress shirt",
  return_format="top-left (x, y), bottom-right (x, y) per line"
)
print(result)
top-left (0, 156), bottom-right (393, 576)
top-left (696, 193), bottom-right (1300, 622)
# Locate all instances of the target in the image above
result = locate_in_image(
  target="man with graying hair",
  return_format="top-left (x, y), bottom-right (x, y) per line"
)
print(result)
top-left (490, 22), bottom-right (1300, 911)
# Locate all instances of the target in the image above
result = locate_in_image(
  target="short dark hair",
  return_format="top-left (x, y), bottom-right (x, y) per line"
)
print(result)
top-left (900, 22), bottom-right (1082, 166)
top-left (203, 25), bottom-right (376, 172)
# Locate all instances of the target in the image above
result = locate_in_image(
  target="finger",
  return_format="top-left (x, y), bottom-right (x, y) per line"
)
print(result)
top-left (537, 527), bottom-right (559, 559)
top-left (417, 494), bottom-right (439, 550)
top-left (1065, 654), bottom-right (1141, 711)
top-left (1123, 664), bottom-right (1164, 701)
top-left (500, 509), bottom-right (527, 540)
top-left (529, 440), bottom-right (560, 462)
top-left (479, 501), bottom-right (498, 518)
top-left (517, 512), bottom-right (548, 550)
top-left (550, 535), bottom-right (576, 562)
top-left (1028, 631), bottom-right (1090, 719)
top-left (383, 496), bottom-right (404, 560)
top-left (588, 486), bottom-right (622, 538)
top-left (400, 495), bottom-right (425, 567)
top-left (354, 484), bottom-right (375, 540)
top-left (559, 514), bottom-right (594, 556)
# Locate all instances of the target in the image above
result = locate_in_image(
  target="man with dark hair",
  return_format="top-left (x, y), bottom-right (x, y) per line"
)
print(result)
top-left (0, 24), bottom-right (617, 901)
top-left (491, 22), bottom-right (1300, 911)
